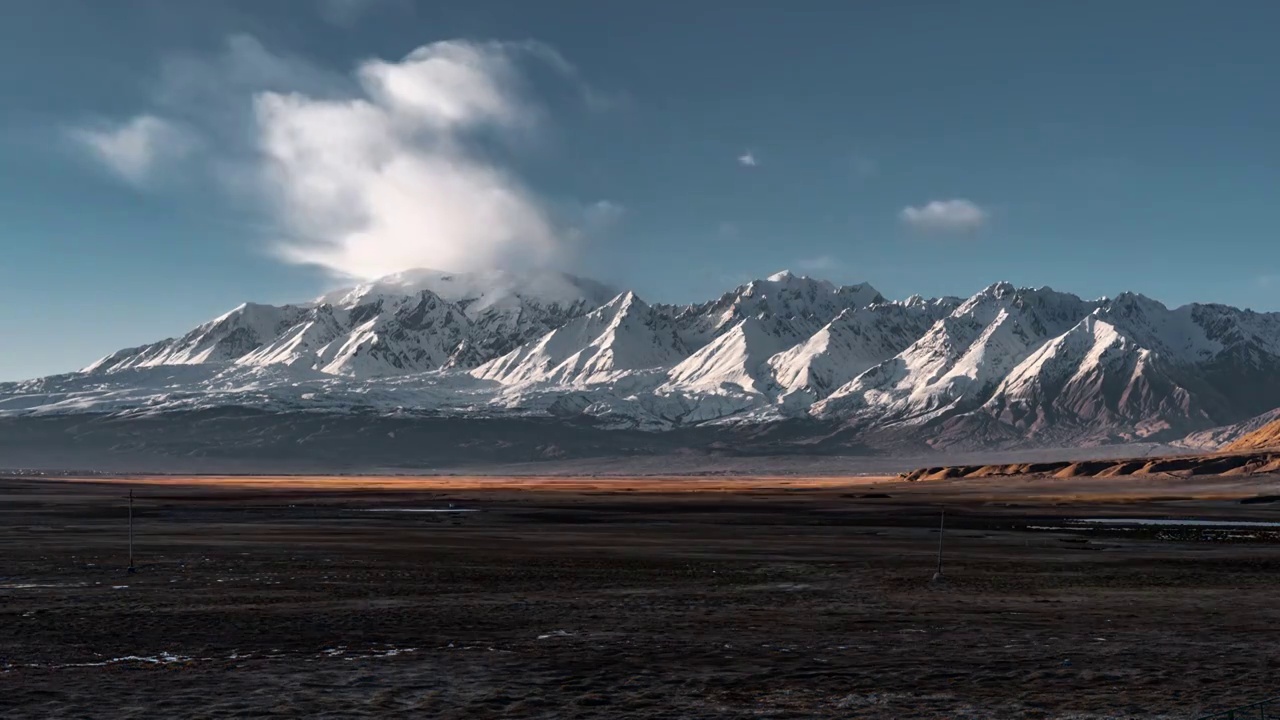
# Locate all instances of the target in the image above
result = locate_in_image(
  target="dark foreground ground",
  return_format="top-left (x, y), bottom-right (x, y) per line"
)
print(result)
top-left (5, 474), bottom-right (1280, 719)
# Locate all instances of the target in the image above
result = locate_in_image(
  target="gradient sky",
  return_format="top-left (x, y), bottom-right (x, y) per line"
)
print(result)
top-left (2, 0), bottom-right (1279, 380)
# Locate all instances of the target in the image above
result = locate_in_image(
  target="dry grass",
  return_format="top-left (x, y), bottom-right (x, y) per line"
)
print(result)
top-left (42, 474), bottom-right (895, 493)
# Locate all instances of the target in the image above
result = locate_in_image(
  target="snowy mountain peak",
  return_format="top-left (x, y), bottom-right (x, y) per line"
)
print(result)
top-left (319, 268), bottom-right (617, 314)
top-left (743, 272), bottom-right (837, 298)
top-left (663, 317), bottom-right (786, 397)
top-left (1105, 292), bottom-right (1174, 321)
top-left (974, 313), bottom-right (1209, 440)
top-left (86, 269), bottom-right (616, 378)
top-left (83, 301), bottom-right (312, 373)
top-left (1095, 294), bottom-right (1218, 362)
top-left (471, 290), bottom-right (686, 387)
top-left (814, 285), bottom-right (1098, 423)
top-left (660, 272), bottom-right (884, 352)
top-left (981, 281), bottom-right (1018, 299)
top-left (607, 290), bottom-right (642, 310)
top-left (770, 299), bottom-right (951, 402)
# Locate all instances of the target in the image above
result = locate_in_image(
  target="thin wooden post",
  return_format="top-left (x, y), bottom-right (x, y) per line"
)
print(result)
top-left (932, 508), bottom-right (945, 581)
top-left (127, 489), bottom-right (135, 574)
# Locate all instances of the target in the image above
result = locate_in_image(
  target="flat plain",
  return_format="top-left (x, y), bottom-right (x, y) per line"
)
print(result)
top-left (5, 472), bottom-right (1280, 719)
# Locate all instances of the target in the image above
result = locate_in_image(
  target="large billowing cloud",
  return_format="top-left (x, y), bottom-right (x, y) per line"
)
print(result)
top-left (69, 37), bottom-right (606, 280)
top-left (257, 41), bottom-right (563, 279)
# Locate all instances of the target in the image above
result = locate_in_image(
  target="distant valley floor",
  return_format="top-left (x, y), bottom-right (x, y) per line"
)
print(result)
top-left (0, 410), bottom-right (1188, 476)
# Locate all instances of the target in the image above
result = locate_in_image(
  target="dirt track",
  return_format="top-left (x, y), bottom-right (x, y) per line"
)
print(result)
top-left (5, 473), bottom-right (1280, 719)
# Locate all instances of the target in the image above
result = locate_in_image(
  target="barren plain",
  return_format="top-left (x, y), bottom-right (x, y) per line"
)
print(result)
top-left (5, 472), bottom-right (1280, 718)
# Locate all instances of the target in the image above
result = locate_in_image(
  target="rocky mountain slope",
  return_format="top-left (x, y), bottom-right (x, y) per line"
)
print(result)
top-left (6, 268), bottom-right (1280, 461)
top-left (1225, 418), bottom-right (1280, 452)
top-left (898, 450), bottom-right (1280, 482)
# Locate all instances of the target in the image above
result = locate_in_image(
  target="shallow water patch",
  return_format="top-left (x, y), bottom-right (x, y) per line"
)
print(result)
top-left (1079, 518), bottom-right (1280, 528)
top-left (358, 508), bottom-right (479, 513)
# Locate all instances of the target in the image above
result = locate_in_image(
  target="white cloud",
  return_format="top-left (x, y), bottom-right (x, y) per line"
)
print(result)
top-left (157, 35), bottom-right (346, 114)
top-left (564, 199), bottom-right (625, 250)
top-left (795, 255), bottom-right (840, 273)
top-left (68, 35), bottom-right (614, 280)
top-left (356, 42), bottom-right (525, 130)
top-left (70, 115), bottom-right (195, 185)
top-left (255, 40), bottom-right (571, 279)
top-left (583, 200), bottom-right (625, 229)
top-left (738, 151), bottom-right (758, 167)
top-left (900, 198), bottom-right (988, 232)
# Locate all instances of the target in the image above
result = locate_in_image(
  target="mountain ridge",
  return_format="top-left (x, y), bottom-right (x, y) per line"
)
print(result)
top-left (9, 267), bottom-right (1280, 458)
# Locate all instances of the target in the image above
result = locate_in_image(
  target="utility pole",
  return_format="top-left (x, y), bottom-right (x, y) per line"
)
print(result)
top-left (932, 508), bottom-right (945, 582)
top-left (127, 489), bottom-right (135, 574)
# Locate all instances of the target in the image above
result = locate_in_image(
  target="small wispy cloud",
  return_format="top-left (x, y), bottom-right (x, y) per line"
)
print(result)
top-left (69, 114), bottom-right (196, 185)
top-left (900, 198), bottom-right (988, 232)
top-left (583, 200), bottom-right (625, 229)
top-left (717, 221), bottom-right (740, 238)
top-left (738, 151), bottom-right (758, 168)
top-left (565, 199), bottom-right (626, 251)
top-left (156, 34), bottom-right (345, 116)
top-left (795, 255), bottom-right (841, 273)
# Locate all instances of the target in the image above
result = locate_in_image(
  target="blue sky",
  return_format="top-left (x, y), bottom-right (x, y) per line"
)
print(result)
top-left (2, 0), bottom-right (1279, 380)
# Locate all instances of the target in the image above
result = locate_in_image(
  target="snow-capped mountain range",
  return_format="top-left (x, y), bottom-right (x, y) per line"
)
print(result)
top-left (6, 267), bottom-right (1280, 454)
